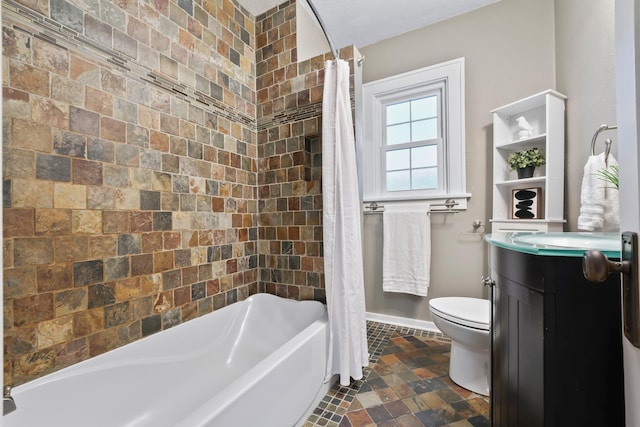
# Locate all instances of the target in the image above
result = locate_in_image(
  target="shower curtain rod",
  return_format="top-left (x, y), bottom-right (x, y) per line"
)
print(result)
top-left (305, 0), bottom-right (339, 60)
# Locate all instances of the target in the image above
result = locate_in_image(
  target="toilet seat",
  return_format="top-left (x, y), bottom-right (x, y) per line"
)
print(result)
top-left (429, 297), bottom-right (490, 331)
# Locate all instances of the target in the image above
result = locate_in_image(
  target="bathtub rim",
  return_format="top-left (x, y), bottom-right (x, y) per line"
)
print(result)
top-left (6, 293), bottom-right (330, 427)
top-left (10, 293), bottom-right (324, 393)
top-left (175, 314), bottom-right (331, 427)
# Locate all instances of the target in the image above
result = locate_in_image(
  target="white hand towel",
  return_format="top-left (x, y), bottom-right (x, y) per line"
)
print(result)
top-left (577, 153), bottom-right (619, 231)
top-left (602, 155), bottom-right (620, 231)
top-left (382, 206), bottom-right (430, 297)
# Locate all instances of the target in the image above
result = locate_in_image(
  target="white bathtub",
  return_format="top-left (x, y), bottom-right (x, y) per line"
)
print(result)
top-left (4, 293), bottom-right (331, 427)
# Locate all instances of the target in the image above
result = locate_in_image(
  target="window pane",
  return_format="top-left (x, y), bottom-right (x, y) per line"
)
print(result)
top-left (387, 123), bottom-right (410, 145)
top-left (386, 102), bottom-right (410, 125)
top-left (386, 149), bottom-right (410, 171)
top-left (412, 145), bottom-right (438, 168)
top-left (411, 96), bottom-right (438, 120)
top-left (387, 170), bottom-right (411, 191)
top-left (412, 168), bottom-right (438, 190)
top-left (412, 118), bottom-right (438, 141)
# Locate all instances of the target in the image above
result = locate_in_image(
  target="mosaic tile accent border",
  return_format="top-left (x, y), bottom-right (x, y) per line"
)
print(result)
top-left (257, 101), bottom-right (323, 131)
top-left (303, 321), bottom-right (450, 427)
top-left (2, 0), bottom-right (256, 127)
top-left (257, 93), bottom-right (356, 132)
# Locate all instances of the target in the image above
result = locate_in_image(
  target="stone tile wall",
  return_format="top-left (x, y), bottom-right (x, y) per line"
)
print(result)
top-left (3, 0), bottom-right (259, 386)
top-left (2, 0), bottom-right (358, 388)
top-left (255, 1), bottom-right (357, 301)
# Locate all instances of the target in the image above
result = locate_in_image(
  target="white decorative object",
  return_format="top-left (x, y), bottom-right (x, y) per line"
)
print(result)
top-left (516, 116), bottom-right (533, 139)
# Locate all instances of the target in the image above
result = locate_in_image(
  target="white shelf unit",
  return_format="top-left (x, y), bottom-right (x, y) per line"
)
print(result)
top-left (490, 90), bottom-right (567, 233)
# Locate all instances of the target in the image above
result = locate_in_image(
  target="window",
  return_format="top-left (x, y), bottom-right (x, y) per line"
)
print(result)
top-left (362, 58), bottom-right (468, 204)
top-left (385, 94), bottom-right (441, 192)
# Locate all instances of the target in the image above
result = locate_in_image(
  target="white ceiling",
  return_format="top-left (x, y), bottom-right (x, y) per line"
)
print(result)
top-left (239, 0), bottom-right (500, 49)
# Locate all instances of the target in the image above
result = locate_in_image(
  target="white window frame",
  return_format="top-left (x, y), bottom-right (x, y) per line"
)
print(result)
top-left (363, 58), bottom-right (469, 206)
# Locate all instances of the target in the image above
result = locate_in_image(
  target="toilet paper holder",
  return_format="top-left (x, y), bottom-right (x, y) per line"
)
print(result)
top-left (461, 220), bottom-right (486, 236)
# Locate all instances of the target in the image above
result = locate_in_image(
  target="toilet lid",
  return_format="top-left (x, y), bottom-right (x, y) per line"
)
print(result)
top-left (429, 297), bottom-right (490, 330)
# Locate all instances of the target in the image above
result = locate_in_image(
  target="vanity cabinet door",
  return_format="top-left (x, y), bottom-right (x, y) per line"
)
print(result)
top-left (492, 274), bottom-right (545, 427)
top-left (490, 245), bottom-right (624, 427)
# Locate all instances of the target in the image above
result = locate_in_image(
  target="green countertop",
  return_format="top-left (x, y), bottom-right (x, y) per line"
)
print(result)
top-left (485, 232), bottom-right (621, 258)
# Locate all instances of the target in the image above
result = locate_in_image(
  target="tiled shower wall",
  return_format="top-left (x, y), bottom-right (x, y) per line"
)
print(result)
top-left (256, 1), bottom-right (357, 301)
top-left (2, 0), bottom-right (358, 387)
top-left (2, 0), bottom-right (259, 386)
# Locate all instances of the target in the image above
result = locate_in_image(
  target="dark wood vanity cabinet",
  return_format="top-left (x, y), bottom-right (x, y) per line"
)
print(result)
top-left (490, 245), bottom-right (625, 427)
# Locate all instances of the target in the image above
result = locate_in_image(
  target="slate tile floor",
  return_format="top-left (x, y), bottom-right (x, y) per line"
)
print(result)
top-left (303, 322), bottom-right (490, 427)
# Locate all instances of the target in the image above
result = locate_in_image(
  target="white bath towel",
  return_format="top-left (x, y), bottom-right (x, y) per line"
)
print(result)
top-left (577, 153), bottom-right (620, 231)
top-left (382, 206), bottom-right (431, 297)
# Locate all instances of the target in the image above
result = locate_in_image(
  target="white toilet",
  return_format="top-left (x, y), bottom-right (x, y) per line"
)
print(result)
top-left (428, 297), bottom-right (491, 396)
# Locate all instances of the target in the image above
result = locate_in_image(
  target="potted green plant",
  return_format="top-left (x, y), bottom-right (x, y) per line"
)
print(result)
top-left (508, 148), bottom-right (545, 179)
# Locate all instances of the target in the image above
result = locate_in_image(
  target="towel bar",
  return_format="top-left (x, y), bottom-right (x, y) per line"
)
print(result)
top-left (363, 200), bottom-right (462, 215)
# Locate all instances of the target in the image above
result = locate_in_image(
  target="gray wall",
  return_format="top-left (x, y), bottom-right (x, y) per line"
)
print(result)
top-left (359, 0), bottom-right (558, 322)
top-left (555, 0), bottom-right (617, 231)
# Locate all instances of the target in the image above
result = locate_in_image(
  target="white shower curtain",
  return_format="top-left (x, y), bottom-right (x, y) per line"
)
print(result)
top-left (322, 59), bottom-right (369, 386)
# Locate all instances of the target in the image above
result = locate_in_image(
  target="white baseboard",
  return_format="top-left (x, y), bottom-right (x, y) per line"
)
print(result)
top-left (366, 312), bottom-right (441, 333)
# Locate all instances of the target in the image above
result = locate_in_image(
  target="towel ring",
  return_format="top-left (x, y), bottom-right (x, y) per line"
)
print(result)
top-left (590, 124), bottom-right (617, 156)
top-left (604, 138), bottom-right (612, 161)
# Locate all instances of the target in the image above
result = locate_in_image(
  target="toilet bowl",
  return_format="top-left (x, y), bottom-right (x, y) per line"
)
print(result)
top-left (429, 297), bottom-right (490, 396)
